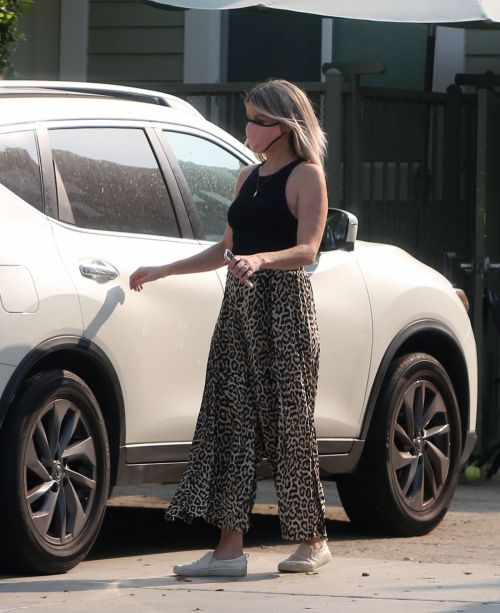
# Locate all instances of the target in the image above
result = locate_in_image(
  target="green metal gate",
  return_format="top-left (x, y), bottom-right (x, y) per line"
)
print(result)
top-left (327, 69), bottom-right (500, 452)
top-left (470, 88), bottom-right (500, 452)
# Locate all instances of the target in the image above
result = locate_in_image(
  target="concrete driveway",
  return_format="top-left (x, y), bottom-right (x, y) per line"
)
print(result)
top-left (1, 475), bottom-right (499, 612)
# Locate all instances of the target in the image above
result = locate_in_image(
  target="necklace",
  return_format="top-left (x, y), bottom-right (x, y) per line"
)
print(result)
top-left (253, 172), bottom-right (271, 198)
top-left (252, 159), bottom-right (299, 197)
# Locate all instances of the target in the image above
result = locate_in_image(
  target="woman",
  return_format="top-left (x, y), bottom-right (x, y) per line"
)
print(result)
top-left (129, 79), bottom-right (330, 576)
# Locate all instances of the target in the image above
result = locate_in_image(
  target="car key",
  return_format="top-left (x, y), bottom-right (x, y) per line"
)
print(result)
top-left (224, 249), bottom-right (254, 288)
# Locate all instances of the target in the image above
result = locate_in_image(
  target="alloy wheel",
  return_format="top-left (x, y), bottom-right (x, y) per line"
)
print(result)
top-left (23, 398), bottom-right (97, 545)
top-left (390, 379), bottom-right (451, 512)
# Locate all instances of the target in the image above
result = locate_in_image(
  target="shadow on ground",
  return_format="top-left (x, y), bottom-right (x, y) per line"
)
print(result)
top-left (87, 506), bottom-right (377, 562)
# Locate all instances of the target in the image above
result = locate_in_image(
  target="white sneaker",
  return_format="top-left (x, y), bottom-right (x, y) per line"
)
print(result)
top-left (278, 541), bottom-right (332, 573)
top-left (173, 551), bottom-right (248, 577)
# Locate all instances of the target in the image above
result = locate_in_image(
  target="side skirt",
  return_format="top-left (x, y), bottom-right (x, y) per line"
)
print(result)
top-left (115, 439), bottom-right (365, 486)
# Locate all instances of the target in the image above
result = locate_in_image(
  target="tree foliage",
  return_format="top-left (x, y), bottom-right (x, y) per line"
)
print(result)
top-left (0, 0), bottom-right (35, 76)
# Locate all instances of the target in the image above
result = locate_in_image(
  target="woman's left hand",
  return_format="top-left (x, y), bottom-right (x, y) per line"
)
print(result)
top-left (227, 254), bottom-right (263, 285)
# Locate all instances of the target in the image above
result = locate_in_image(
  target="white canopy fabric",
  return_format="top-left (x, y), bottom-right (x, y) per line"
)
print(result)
top-left (147, 0), bottom-right (500, 23)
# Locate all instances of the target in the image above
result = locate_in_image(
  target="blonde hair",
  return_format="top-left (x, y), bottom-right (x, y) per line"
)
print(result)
top-left (244, 79), bottom-right (327, 169)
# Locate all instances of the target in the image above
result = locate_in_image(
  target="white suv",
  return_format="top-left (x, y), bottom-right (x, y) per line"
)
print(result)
top-left (0, 82), bottom-right (477, 575)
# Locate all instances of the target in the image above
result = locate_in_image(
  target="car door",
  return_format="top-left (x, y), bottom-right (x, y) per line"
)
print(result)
top-left (0, 128), bottom-right (83, 368)
top-left (309, 251), bottom-right (372, 440)
top-left (43, 124), bottom-right (224, 452)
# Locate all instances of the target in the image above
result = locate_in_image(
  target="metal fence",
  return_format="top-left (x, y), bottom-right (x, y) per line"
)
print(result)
top-left (354, 87), bottom-right (477, 275)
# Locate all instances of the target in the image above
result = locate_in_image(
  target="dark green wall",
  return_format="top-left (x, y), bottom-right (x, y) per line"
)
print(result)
top-left (227, 9), bottom-right (322, 82)
top-left (333, 19), bottom-right (429, 90)
top-left (227, 13), bottom-right (429, 90)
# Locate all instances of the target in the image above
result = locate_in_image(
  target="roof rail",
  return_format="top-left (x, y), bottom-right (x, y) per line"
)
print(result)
top-left (0, 80), bottom-right (203, 118)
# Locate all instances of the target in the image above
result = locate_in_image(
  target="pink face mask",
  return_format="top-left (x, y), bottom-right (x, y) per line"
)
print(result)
top-left (245, 120), bottom-right (284, 153)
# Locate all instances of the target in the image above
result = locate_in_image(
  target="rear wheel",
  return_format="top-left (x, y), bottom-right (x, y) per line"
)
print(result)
top-left (0, 370), bottom-right (110, 574)
top-left (337, 353), bottom-right (462, 536)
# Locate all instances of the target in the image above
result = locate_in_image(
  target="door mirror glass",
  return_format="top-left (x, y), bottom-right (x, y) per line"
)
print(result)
top-left (320, 208), bottom-right (358, 252)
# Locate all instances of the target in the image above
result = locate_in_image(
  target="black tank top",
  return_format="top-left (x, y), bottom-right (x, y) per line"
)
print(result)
top-left (227, 159), bottom-right (303, 255)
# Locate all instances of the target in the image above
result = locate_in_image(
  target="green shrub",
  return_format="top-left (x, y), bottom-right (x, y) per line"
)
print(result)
top-left (0, 0), bottom-right (35, 77)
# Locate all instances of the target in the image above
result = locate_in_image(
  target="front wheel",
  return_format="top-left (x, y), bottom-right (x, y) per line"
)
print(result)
top-left (0, 370), bottom-right (110, 574)
top-left (337, 353), bottom-right (462, 536)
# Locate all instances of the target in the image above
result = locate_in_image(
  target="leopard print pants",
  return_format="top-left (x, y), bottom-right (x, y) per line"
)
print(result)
top-left (165, 268), bottom-right (327, 541)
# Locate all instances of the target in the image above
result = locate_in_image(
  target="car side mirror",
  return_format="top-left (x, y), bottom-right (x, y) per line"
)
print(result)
top-left (320, 208), bottom-right (358, 252)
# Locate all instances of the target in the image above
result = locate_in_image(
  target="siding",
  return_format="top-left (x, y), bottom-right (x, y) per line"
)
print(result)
top-left (13, 0), bottom-right (62, 79)
top-left (465, 30), bottom-right (500, 76)
top-left (87, 0), bottom-right (184, 86)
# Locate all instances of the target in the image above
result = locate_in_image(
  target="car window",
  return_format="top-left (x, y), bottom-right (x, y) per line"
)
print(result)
top-left (165, 131), bottom-right (245, 241)
top-left (49, 128), bottom-right (180, 237)
top-left (0, 131), bottom-right (43, 211)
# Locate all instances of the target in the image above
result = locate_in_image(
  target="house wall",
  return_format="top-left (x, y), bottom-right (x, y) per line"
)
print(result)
top-left (12, 0), bottom-right (61, 79)
top-left (432, 27), bottom-right (466, 92)
top-left (87, 0), bottom-right (184, 86)
top-left (13, 0), bottom-right (184, 86)
top-left (12, 4), bottom-right (500, 90)
top-left (183, 10), bottom-right (225, 83)
top-left (226, 9), bottom-right (323, 82)
top-left (466, 29), bottom-right (500, 75)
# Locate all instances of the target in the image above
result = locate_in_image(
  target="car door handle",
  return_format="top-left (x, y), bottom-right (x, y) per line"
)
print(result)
top-left (79, 259), bottom-right (119, 281)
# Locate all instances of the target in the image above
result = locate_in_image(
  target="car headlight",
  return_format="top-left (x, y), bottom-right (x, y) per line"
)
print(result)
top-left (455, 288), bottom-right (470, 312)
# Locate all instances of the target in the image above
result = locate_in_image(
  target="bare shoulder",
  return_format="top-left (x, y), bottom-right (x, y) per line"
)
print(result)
top-left (238, 163), bottom-right (259, 183)
top-left (233, 163), bottom-right (259, 199)
top-left (288, 162), bottom-right (326, 195)
top-left (233, 163), bottom-right (259, 198)
top-left (291, 162), bottom-right (326, 184)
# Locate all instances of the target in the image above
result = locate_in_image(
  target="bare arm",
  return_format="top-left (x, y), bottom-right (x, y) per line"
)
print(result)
top-left (165, 163), bottom-right (258, 277)
top-left (228, 163), bottom-right (328, 283)
top-left (162, 229), bottom-right (230, 276)
top-left (129, 224), bottom-right (232, 292)
top-left (129, 164), bottom-right (256, 291)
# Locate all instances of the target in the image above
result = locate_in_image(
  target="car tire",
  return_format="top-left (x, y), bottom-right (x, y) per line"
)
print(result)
top-left (0, 370), bottom-right (110, 574)
top-left (336, 352), bottom-right (462, 536)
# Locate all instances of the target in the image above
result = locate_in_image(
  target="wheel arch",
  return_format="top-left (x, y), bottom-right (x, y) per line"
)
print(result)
top-left (0, 336), bottom-right (125, 487)
top-left (361, 320), bottom-right (470, 451)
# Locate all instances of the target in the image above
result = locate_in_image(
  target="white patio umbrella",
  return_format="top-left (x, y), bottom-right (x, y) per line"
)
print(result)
top-left (146, 0), bottom-right (500, 24)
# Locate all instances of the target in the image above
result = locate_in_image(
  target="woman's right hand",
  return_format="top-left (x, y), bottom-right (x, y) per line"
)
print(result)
top-left (129, 265), bottom-right (167, 292)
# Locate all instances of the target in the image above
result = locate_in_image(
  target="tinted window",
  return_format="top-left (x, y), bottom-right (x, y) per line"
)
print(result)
top-left (0, 131), bottom-right (42, 211)
top-left (49, 128), bottom-right (179, 236)
top-left (165, 131), bottom-right (244, 241)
